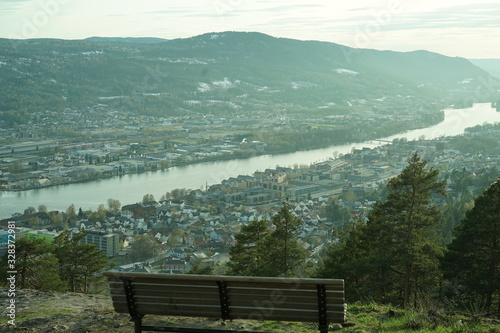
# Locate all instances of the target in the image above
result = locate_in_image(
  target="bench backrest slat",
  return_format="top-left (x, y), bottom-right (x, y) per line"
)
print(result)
top-left (112, 301), bottom-right (346, 323)
top-left (105, 272), bottom-right (343, 288)
top-left (109, 283), bottom-right (343, 300)
top-left (104, 272), bottom-right (346, 325)
top-left (111, 294), bottom-right (346, 312)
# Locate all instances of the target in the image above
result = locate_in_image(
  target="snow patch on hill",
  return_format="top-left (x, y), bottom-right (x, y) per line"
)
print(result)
top-left (212, 77), bottom-right (239, 89)
top-left (158, 57), bottom-right (214, 65)
top-left (336, 68), bottom-right (359, 75)
top-left (198, 78), bottom-right (239, 92)
top-left (291, 81), bottom-right (318, 89)
top-left (197, 82), bottom-right (211, 92)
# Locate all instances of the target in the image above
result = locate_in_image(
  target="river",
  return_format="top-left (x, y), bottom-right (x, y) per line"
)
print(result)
top-left (1, 103), bottom-right (499, 219)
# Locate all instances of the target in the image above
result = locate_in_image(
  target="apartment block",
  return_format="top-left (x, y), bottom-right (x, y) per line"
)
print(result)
top-left (81, 231), bottom-right (119, 257)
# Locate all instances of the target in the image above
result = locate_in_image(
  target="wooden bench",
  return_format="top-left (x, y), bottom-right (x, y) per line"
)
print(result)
top-left (104, 272), bottom-right (346, 333)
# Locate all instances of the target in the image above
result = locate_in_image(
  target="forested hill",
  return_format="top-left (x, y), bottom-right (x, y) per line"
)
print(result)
top-left (0, 31), bottom-right (497, 124)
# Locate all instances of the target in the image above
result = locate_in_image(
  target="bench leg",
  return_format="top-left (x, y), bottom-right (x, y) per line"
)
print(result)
top-left (133, 318), bottom-right (142, 333)
top-left (317, 284), bottom-right (329, 333)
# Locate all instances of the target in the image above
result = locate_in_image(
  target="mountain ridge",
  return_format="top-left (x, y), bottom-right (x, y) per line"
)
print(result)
top-left (0, 31), bottom-right (498, 125)
top-left (85, 36), bottom-right (170, 44)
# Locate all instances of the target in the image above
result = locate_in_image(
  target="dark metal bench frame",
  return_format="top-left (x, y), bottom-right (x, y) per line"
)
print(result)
top-left (105, 272), bottom-right (345, 333)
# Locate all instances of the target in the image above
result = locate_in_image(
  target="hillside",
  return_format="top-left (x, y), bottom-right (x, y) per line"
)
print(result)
top-left (1, 288), bottom-right (498, 332)
top-left (469, 59), bottom-right (500, 79)
top-left (0, 32), bottom-right (497, 125)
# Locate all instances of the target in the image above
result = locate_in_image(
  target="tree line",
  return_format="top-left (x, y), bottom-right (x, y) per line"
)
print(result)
top-left (226, 200), bottom-right (307, 278)
top-left (227, 153), bottom-right (500, 314)
top-left (2, 152), bottom-right (498, 315)
top-left (0, 230), bottom-right (110, 293)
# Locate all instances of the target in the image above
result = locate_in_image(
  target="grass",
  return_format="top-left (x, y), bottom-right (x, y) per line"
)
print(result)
top-left (140, 303), bottom-right (498, 333)
top-left (255, 321), bottom-right (317, 332)
top-left (6, 297), bottom-right (498, 333)
top-left (0, 309), bottom-right (74, 324)
top-left (180, 303), bottom-right (499, 332)
top-left (341, 303), bottom-right (499, 333)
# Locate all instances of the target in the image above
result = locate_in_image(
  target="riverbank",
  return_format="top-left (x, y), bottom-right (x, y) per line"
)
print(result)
top-left (1, 104), bottom-right (498, 218)
top-left (0, 107), bottom-right (446, 193)
top-left (0, 134), bottom-right (410, 193)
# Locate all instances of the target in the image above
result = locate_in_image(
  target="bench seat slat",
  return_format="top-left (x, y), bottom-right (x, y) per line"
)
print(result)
top-left (105, 272), bottom-right (347, 331)
top-left (110, 288), bottom-right (343, 302)
top-left (228, 293), bottom-right (345, 304)
top-left (110, 294), bottom-right (346, 307)
top-left (111, 294), bottom-right (346, 312)
top-left (111, 295), bottom-right (221, 307)
top-left (113, 302), bottom-right (346, 323)
top-left (110, 283), bottom-right (343, 298)
top-left (228, 300), bottom-right (346, 312)
top-left (113, 303), bottom-right (222, 318)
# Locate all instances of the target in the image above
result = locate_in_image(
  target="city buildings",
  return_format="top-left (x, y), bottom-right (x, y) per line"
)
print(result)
top-left (80, 231), bottom-right (120, 258)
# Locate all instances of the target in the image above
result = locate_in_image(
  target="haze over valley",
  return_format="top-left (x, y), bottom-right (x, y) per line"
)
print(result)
top-left (1, 31), bottom-right (497, 126)
top-left (1, 32), bottom-right (499, 199)
top-left (2, 2), bottom-right (500, 329)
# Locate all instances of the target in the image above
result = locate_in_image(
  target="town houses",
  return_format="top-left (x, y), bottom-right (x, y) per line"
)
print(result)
top-left (2, 128), bottom-right (500, 273)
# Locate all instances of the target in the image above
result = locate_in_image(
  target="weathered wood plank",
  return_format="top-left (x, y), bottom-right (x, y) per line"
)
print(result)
top-left (109, 283), bottom-right (220, 295)
top-left (113, 302), bottom-right (346, 323)
top-left (105, 271), bottom-right (347, 331)
top-left (109, 289), bottom-right (220, 302)
top-left (114, 302), bottom-right (222, 318)
top-left (109, 286), bottom-right (343, 302)
top-left (111, 294), bottom-right (346, 313)
top-left (104, 272), bottom-right (343, 287)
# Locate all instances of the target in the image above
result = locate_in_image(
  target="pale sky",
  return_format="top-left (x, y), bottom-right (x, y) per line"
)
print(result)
top-left (1, 0), bottom-right (499, 58)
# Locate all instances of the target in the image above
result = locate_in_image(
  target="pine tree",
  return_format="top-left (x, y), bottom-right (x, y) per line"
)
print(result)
top-left (375, 153), bottom-right (445, 307)
top-left (314, 221), bottom-right (371, 299)
top-left (442, 178), bottom-right (500, 313)
top-left (227, 200), bottom-right (308, 278)
top-left (262, 200), bottom-right (308, 277)
top-left (226, 219), bottom-right (269, 276)
top-left (53, 231), bottom-right (110, 293)
top-left (316, 153), bottom-right (446, 307)
top-left (0, 238), bottom-right (64, 291)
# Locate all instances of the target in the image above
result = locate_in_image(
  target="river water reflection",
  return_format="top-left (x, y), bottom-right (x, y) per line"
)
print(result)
top-left (1, 103), bottom-right (499, 218)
